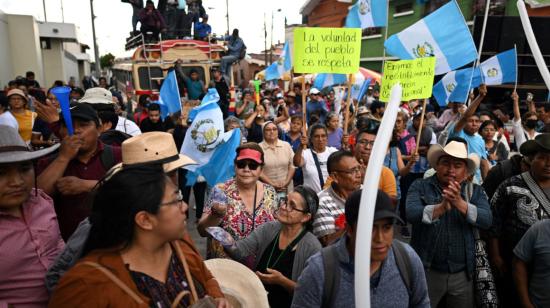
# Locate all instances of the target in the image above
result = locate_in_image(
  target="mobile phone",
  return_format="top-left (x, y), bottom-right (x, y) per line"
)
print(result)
top-left (527, 93), bottom-right (534, 102)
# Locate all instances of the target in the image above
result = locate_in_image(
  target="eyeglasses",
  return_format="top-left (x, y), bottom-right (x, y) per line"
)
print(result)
top-left (334, 167), bottom-right (362, 175)
top-left (356, 140), bottom-right (375, 147)
top-left (160, 190), bottom-right (184, 207)
top-left (236, 160), bottom-right (261, 170)
top-left (279, 198), bottom-right (308, 213)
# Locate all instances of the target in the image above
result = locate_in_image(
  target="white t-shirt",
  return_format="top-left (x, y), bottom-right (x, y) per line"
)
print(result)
top-left (0, 111), bottom-right (19, 131)
top-left (513, 118), bottom-right (540, 150)
top-left (116, 116), bottom-right (142, 136)
top-left (301, 147), bottom-right (338, 193)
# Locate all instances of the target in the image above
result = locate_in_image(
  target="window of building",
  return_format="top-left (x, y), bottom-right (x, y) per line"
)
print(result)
top-left (395, 1), bottom-right (414, 16)
top-left (40, 38), bottom-right (51, 50)
top-left (473, 0), bottom-right (506, 16)
top-left (362, 27), bottom-right (382, 38)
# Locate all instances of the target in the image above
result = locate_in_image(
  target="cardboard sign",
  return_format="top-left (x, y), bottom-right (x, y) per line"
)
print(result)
top-left (380, 57), bottom-right (436, 102)
top-left (294, 27), bottom-right (361, 74)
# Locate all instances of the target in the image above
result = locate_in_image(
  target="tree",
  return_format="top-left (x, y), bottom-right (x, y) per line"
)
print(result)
top-left (100, 53), bottom-right (115, 69)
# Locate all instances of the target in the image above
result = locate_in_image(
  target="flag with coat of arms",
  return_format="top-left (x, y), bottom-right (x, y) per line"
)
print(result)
top-left (384, 0), bottom-right (477, 75)
top-left (181, 88), bottom-right (241, 186)
top-left (264, 42), bottom-right (292, 81)
top-left (345, 0), bottom-right (387, 29)
top-left (476, 48), bottom-right (517, 86)
top-left (432, 67), bottom-right (478, 106)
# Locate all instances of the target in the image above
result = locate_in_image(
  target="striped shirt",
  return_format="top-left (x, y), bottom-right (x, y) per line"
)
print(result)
top-left (313, 186), bottom-right (346, 238)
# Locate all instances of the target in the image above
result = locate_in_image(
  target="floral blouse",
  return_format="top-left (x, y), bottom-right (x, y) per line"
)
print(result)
top-left (205, 178), bottom-right (278, 264)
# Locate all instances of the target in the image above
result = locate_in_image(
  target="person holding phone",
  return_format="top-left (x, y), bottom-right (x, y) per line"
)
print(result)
top-left (197, 143), bottom-right (278, 264)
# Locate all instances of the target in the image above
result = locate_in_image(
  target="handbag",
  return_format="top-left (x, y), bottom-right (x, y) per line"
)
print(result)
top-left (465, 183), bottom-right (499, 308)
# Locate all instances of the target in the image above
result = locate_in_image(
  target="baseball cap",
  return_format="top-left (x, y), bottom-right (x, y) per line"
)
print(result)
top-left (61, 103), bottom-right (100, 125)
top-left (345, 189), bottom-right (402, 226)
top-left (309, 88), bottom-right (320, 95)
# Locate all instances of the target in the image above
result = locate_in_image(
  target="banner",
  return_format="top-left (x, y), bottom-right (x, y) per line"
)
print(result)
top-left (380, 57), bottom-right (436, 102)
top-left (294, 27), bottom-right (361, 74)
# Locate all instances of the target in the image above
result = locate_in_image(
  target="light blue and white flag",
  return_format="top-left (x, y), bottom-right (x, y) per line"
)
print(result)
top-left (182, 88), bottom-right (237, 186)
top-left (384, 1), bottom-right (477, 75)
top-left (432, 67), bottom-right (478, 106)
top-left (478, 48), bottom-right (517, 86)
top-left (353, 78), bottom-right (372, 101)
top-left (313, 73), bottom-right (347, 89)
top-left (345, 0), bottom-right (387, 28)
top-left (157, 70), bottom-right (181, 119)
top-left (264, 42), bottom-right (292, 81)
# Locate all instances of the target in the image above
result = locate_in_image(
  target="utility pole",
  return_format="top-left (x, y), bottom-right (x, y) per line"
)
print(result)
top-left (61, 0), bottom-right (65, 22)
top-left (270, 11), bottom-right (274, 64)
top-left (225, 0), bottom-right (230, 36)
top-left (264, 13), bottom-right (268, 66)
top-left (43, 0), bottom-right (47, 22)
top-left (90, 0), bottom-right (101, 77)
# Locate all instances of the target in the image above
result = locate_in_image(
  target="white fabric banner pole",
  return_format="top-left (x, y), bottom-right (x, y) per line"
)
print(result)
top-left (514, 44), bottom-right (518, 93)
top-left (381, 0), bottom-right (390, 74)
top-left (355, 83), bottom-right (402, 308)
top-left (517, 0), bottom-right (550, 90)
top-left (466, 0), bottom-right (490, 106)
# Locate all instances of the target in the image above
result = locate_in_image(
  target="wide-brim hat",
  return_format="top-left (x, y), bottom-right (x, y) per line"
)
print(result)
top-left (0, 125), bottom-right (59, 163)
top-left (427, 141), bottom-right (480, 175)
top-left (120, 132), bottom-right (196, 172)
top-left (79, 87), bottom-right (113, 105)
top-left (204, 259), bottom-right (269, 308)
top-left (520, 133), bottom-right (550, 157)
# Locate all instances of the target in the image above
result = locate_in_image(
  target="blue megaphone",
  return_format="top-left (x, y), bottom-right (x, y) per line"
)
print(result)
top-left (51, 86), bottom-right (74, 135)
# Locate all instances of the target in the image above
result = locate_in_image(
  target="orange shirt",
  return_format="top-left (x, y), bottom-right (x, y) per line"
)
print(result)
top-left (12, 110), bottom-right (36, 143)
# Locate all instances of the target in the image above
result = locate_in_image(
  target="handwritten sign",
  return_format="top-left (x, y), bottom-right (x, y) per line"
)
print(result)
top-left (294, 27), bottom-right (361, 74)
top-left (380, 57), bottom-right (436, 102)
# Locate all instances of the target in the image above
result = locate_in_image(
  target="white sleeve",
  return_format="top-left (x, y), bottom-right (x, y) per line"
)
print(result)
top-left (513, 118), bottom-right (526, 149)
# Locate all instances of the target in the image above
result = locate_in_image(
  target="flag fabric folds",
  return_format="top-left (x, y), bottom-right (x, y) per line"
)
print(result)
top-left (313, 73), bottom-right (347, 89)
top-left (477, 48), bottom-right (517, 86)
top-left (345, 0), bottom-right (387, 29)
top-left (181, 88), bottom-right (241, 186)
top-left (264, 42), bottom-right (292, 81)
top-left (157, 70), bottom-right (181, 119)
top-left (432, 67), bottom-right (478, 106)
top-left (384, 0), bottom-right (477, 75)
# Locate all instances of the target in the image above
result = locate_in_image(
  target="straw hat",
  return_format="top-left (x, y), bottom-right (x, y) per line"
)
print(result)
top-left (0, 125), bottom-right (59, 163)
top-left (120, 132), bottom-right (196, 172)
top-left (428, 141), bottom-right (479, 174)
top-left (204, 259), bottom-right (269, 308)
top-left (427, 141), bottom-right (480, 175)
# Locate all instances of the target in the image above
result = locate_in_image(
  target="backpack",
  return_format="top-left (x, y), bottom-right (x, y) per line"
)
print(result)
top-left (238, 42), bottom-right (247, 60)
top-left (320, 240), bottom-right (412, 308)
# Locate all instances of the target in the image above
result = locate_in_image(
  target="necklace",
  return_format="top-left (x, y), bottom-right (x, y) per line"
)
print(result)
top-left (265, 228), bottom-right (306, 269)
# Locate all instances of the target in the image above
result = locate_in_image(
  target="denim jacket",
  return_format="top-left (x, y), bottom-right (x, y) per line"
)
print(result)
top-left (406, 175), bottom-right (492, 276)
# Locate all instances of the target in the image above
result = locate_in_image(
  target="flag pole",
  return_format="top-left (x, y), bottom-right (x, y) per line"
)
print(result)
top-left (514, 44), bottom-right (518, 93)
top-left (381, 0), bottom-right (390, 74)
top-left (414, 98), bottom-right (428, 156)
top-left (466, 0), bottom-right (490, 105)
top-left (302, 76), bottom-right (307, 135)
top-left (343, 74), bottom-right (353, 134)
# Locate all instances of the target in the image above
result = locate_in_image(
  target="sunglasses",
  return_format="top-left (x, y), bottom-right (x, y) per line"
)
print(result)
top-left (236, 160), bottom-right (261, 170)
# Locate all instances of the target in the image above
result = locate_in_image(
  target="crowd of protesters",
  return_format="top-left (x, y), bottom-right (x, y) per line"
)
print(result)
top-left (3, 57), bottom-right (550, 308)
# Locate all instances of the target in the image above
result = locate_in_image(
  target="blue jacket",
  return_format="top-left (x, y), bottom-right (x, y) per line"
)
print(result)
top-left (406, 175), bottom-right (492, 276)
top-left (227, 36), bottom-right (244, 57)
top-left (194, 22), bottom-right (211, 39)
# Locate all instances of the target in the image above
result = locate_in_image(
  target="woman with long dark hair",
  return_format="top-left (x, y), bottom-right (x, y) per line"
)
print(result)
top-left (49, 165), bottom-right (229, 307)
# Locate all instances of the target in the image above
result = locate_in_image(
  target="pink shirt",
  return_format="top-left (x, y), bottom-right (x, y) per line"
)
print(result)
top-left (0, 189), bottom-right (64, 308)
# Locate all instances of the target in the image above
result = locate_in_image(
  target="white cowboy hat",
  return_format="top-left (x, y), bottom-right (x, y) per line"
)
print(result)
top-left (0, 125), bottom-right (59, 163)
top-left (205, 259), bottom-right (269, 308)
top-left (427, 141), bottom-right (480, 175)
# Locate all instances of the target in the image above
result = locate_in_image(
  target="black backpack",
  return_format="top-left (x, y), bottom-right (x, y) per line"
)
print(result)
top-left (320, 240), bottom-right (413, 308)
top-left (238, 41), bottom-right (247, 60)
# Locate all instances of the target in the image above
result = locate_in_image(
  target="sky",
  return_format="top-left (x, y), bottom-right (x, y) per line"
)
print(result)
top-left (0, 0), bottom-right (306, 60)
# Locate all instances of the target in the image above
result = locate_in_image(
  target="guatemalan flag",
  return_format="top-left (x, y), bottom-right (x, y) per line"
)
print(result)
top-left (264, 42), bottom-right (292, 81)
top-left (477, 48), bottom-right (517, 86)
top-left (384, 1), bottom-right (477, 75)
top-left (157, 70), bottom-right (181, 119)
top-left (345, 0), bottom-right (387, 28)
top-left (313, 74), bottom-right (347, 89)
top-left (432, 67), bottom-right (478, 106)
top-left (181, 88), bottom-right (241, 186)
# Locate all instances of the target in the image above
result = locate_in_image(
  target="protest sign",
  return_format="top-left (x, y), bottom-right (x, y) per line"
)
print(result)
top-left (379, 57), bottom-right (436, 102)
top-left (293, 27), bottom-right (361, 74)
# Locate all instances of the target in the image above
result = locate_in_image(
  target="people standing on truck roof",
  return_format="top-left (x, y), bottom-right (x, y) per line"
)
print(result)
top-left (121, 0), bottom-right (143, 35)
top-left (194, 15), bottom-right (211, 41)
top-left (139, 0), bottom-right (166, 43)
top-left (221, 29), bottom-right (245, 77)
